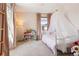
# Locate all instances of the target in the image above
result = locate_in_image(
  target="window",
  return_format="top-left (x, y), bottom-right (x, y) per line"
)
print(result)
top-left (41, 17), bottom-right (48, 32)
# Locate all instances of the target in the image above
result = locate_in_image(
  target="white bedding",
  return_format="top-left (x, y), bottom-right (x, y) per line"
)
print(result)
top-left (42, 33), bottom-right (57, 55)
top-left (42, 33), bottom-right (79, 55)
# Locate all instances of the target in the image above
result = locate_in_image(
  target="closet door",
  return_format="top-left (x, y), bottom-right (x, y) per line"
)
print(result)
top-left (0, 11), bottom-right (3, 55)
top-left (0, 3), bottom-right (9, 56)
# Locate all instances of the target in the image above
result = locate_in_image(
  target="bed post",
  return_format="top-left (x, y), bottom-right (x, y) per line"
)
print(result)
top-left (55, 29), bottom-right (57, 56)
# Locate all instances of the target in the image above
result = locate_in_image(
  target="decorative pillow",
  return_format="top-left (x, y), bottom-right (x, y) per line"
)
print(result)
top-left (71, 45), bottom-right (79, 56)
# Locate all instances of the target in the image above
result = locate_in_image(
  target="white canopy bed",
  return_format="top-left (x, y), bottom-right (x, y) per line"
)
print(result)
top-left (42, 10), bottom-right (79, 55)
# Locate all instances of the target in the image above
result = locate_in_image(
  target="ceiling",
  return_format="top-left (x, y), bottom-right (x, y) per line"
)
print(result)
top-left (15, 3), bottom-right (79, 13)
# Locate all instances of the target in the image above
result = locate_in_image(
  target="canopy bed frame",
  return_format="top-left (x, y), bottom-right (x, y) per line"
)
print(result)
top-left (42, 9), bottom-right (79, 56)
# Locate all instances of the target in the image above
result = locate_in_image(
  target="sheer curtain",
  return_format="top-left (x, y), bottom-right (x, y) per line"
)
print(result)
top-left (6, 4), bottom-right (15, 49)
top-left (42, 10), bottom-right (79, 53)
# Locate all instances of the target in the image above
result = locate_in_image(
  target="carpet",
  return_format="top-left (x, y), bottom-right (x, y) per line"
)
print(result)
top-left (10, 40), bottom-right (54, 56)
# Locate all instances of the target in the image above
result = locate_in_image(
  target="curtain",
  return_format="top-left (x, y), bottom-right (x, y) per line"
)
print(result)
top-left (6, 4), bottom-right (15, 49)
top-left (47, 13), bottom-right (52, 30)
top-left (37, 13), bottom-right (41, 40)
top-left (48, 11), bottom-right (78, 52)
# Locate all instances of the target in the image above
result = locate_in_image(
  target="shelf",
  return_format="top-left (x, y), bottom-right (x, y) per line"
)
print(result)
top-left (0, 11), bottom-right (5, 14)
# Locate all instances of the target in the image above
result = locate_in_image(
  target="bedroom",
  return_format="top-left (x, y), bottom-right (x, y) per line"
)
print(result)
top-left (1, 3), bottom-right (79, 56)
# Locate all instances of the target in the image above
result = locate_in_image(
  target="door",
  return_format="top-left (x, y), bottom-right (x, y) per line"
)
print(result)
top-left (0, 3), bottom-right (9, 56)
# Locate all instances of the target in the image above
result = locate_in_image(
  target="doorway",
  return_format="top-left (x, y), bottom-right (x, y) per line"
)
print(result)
top-left (37, 13), bottom-right (52, 40)
top-left (41, 17), bottom-right (48, 33)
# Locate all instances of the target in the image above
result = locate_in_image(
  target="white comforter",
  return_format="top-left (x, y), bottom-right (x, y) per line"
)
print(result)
top-left (42, 33), bottom-right (79, 55)
top-left (42, 33), bottom-right (57, 55)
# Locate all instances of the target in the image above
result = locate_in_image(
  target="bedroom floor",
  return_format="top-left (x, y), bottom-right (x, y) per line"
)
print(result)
top-left (10, 40), bottom-right (54, 56)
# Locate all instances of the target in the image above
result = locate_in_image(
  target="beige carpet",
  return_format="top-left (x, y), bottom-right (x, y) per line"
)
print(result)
top-left (10, 40), bottom-right (54, 56)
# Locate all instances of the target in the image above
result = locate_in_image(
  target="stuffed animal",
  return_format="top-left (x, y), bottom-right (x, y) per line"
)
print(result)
top-left (71, 42), bottom-right (79, 56)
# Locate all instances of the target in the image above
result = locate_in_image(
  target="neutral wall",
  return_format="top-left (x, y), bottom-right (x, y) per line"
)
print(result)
top-left (67, 12), bottom-right (79, 30)
top-left (63, 5), bottom-right (79, 30)
top-left (15, 12), bottom-right (37, 41)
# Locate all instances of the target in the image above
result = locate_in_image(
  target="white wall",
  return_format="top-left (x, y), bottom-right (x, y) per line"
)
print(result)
top-left (54, 5), bottom-right (79, 30)
top-left (15, 12), bottom-right (37, 41)
top-left (63, 4), bottom-right (79, 30)
top-left (67, 12), bottom-right (79, 30)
